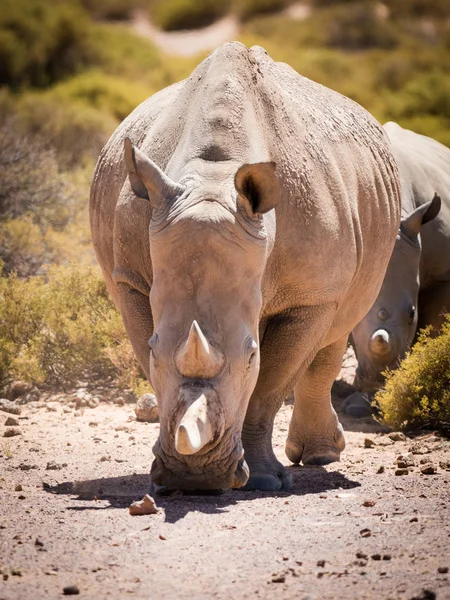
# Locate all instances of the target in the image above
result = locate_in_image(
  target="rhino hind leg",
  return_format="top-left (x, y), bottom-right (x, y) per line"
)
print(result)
top-left (286, 336), bottom-right (347, 466)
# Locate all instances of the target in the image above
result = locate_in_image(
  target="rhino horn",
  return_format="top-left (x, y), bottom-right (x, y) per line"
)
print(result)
top-left (175, 320), bottom-right (224, 379)
top-left (369, 329), bottom-right (391, 356)
top-left (175, 393), bottom-right (213, 455)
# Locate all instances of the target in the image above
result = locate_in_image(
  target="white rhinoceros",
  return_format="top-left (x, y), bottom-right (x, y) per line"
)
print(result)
top-left (350, 122), bottom-right (450, 402)
top-left (90, 43), bottom-right (401, 491)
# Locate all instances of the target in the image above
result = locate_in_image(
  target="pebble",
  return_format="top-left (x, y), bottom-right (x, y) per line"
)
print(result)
top-left (395, 468), bottom-right (409, 476)
top-left (46, 461), bottom-right (67, 471)
top-left (4, 428), bottom-right (21, 437)
top-left (376, 466), bottom-right (385, 474)
top-left (438, 566), bottom-right (448, 574)
top-left (360, 528), bottom-right (371, 538)
top-left (364, 438), bottom-right (375, 448)
top-left (14, 485), bottom-right (22, 492)
top-left (135, 394), bottom-right (159, 423)
top-left (317, 560), bottom-right (325, 567)
top-left (4, 416), bottom-right (19, 427)
top-left (0, 399), bottom-right (21, 415)
top-left (63, 585), bottom-right (80, 595)
top-left (389, 432), bottom-right (407, 442)
top-left (129, 494), bottom-right (159, 516)
top-left (371, 554), bottom-right (381, 560)
top-left (9, 381), bottom-right (33, 400)
top-left (420, 464), bottom-right (436, 475)
top-left (362, 500), bottom-right (376, 507)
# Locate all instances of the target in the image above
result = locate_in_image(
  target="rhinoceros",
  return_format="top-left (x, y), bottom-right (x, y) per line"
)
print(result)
top-left (350, 121), bottom-right (450, 408)
top-left (90, 42), bottom-right (401, 491)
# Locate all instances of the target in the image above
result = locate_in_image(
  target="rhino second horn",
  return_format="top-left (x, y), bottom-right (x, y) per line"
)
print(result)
top-left (175, 394), bottom-right (213, 455)
top-left (369, 329), bottom-right (391, 355)
top-left (175, 320), bottom-right (224, 379)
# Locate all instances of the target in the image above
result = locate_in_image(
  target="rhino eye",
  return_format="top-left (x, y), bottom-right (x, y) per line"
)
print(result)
top-left (378, 308), bottom-right (388, 321)
top-left (408, 305), bottom-right (416, 325)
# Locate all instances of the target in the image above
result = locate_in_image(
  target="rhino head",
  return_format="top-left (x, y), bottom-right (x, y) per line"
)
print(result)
top-left (124, 138), bottom-right (279, 490)
top-left (352, 194), bottom-right (441, 392)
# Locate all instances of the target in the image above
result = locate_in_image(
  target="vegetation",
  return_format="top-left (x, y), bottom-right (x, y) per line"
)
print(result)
top-left (375, 321), bottom-right (450, 435)
top-left (0, 0), bottom-right (449, 409)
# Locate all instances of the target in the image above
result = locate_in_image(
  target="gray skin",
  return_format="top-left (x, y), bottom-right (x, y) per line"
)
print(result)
top-left (351, 121), bottom-right (450, 403)
top-left (90, 43), bottom-right (401, 492)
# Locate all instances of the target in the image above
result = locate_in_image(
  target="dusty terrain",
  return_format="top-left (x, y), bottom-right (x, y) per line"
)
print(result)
top-left (1, 364), bottom-right (449, 600)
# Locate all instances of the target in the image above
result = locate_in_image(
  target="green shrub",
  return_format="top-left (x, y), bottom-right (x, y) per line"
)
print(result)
top-left (79, 0), bottom-right (141, 21)
top-left (150, 0), bottom-right (230, 31)
top-left (375, 319), bottom-right (450, 434)
top-left (0, 263), bottom-right (147, 392)
top-left (48, 70), bottom-right (152, 121)
top-left (235, 0), bottom-right (291, 21)
top-left (0, 0), bottom-right (92, 88)
top-left (17, 93), bottom-right (116, 168)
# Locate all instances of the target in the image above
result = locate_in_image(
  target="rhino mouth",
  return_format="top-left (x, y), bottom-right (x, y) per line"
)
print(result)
top-left (150, 433), bottom-right (249, 491)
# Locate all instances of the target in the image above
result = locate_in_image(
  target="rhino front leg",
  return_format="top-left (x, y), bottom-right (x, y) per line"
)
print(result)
top-left (286, 336), bottom-right (347, 466)
top-left (242, 306), bottom-right (336, 491)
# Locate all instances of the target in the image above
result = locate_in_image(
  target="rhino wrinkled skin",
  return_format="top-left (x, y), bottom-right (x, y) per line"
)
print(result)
top-left (352, 122), bottom-right (450, 396)
top-left (90, 43), bottom-right (401, 491)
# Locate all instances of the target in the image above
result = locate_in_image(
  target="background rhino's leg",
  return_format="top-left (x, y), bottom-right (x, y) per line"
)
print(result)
top-left (285, 335), bottom-right (347, 465)
top-left (116, 283), bottom-right (153, 382)
top-left (242, 305), bottom-right (337, 491)
top-left (417, 280), bottom-right (450, 335)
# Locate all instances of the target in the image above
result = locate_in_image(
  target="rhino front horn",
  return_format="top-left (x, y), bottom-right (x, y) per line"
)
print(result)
top-left (175, 320), bottom-right (224, 379)
top-left (369, 329), bottom-right (391, 356)
top-left (175, 393), bottom-right (213, 455)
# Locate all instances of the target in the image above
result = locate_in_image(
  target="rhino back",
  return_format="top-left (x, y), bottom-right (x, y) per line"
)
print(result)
top-left (384, 121), bottom-right (450, 287)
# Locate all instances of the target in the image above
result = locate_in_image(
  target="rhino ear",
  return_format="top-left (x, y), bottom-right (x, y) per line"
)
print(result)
top-left (235, 162), bottom-right (279, 216)
top-left (124, 137), bottom-right (184, 205)
top-left (401, 193), bottom-right (441, 239)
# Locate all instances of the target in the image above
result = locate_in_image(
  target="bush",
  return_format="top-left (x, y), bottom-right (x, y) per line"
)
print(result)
top-left (0, 263), bottom-right (147, 392)
top-left (0, 0), bottom-right (92, 88)
top-left (150, 0), bottom-right (230, 31)
top-left (79, 0), bottom-right (141, 21)
top-left (47, 70), bottom-right (152, 121)
top-left (17, 93), bottom-right (116, 168)
top-left (235, 0), bottom-right (291, 21)
top-left (375, 319), bottom-right (450, 434)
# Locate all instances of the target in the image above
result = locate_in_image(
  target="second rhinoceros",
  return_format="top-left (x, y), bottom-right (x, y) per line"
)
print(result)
top-left (351, 122), bottom-right (450, 399)
top-left (90, 43), bottom-right (400, 491)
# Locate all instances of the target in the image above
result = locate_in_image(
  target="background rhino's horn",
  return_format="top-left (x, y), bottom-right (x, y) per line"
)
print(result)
top-left (369, 329), bottom-right (391, 355)
top-left (175, 393), bottom-right (213, 455)
top-left (175, 320), bottom-right (224, 379)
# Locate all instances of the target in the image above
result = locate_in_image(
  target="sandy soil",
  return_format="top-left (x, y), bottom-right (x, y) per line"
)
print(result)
top-left (1, 379), bottom-right (450, 600)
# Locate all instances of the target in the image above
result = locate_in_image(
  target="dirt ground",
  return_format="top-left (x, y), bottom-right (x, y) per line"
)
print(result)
top-left (1, 373), bottom-right (450, 600)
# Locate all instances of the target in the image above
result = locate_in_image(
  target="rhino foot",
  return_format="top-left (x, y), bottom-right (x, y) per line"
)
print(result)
top-left (285, 422), bottom-right (345, 466)
top-left (243, 464), bottom-right (292, 492)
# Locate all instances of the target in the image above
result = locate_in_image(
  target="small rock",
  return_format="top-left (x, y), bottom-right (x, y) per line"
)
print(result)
top-left (377, 466), bottom-right (385, 474)
top-left (317, 560), bottom-right (325, 567)
top-left (129, 494), bottom-right (159, 516)
top-left (360, 528), bottom-right (371, 538)
top-left (88, 421), bottom-right (98, 427)
top-left (9, 381), bottom-right (33, 400)
top-left (159, 534), bottom-right (167, 540)
top-left (62, 407), bottom-right (72, 414)
top-left (18, 463), bottom-right (38, 471)
top-left (46, 402), bottom-right (59, 412)
top-left (35, 538), bottom-right (44, 547)
top-left (371, 554), bottom-right (381, 561)
top-left (437, 566), bottom-right (448, 574)
top-left (46, 461), bottom-right (67, 471)
top-left (11, 569), bottom-right (22, 576)
top-left (87, 398), bottom-right (99, 409)
top-left (383, 554), bottom-right (392, 561)
top-left (63, 585), bottom-right (80, 595)
top-left (364, 438), bottom-right (375, 448)
top-left (362, 500), bottom-right (376, 507)
top-left (135, 393), bottom-right (159, 423)
top-left (99, 455), bottom-right (111, 462)
top-left (409, 443), bottom-right (431, 455)
top-left (0, 399), bottom-right (21, 415)
top-left (389, 432), bottom-right (407, 442)
top-left (420, 464), bottom-right (436, 475)
top-left (15, 484), bottom-right (22, 492)
top-left (395, 468), bottom-right (409, 476)
top-left (356, 551), bottom-right (368, 559)
top-left (411, 590), bottom-right (436, 600)
top-left (439, 460), bottom-right (450, 471)
top-left (410, 517), bottom-right (419, 523)
top-left (4, 428), bottom-right (21, 437)
top-left (4, 416), bottom-right (19, 427)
